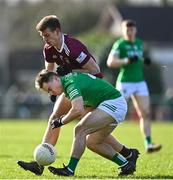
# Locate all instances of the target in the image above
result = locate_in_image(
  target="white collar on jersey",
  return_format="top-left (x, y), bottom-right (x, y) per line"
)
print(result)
top-left (54, 33), bottom-right (64, 53)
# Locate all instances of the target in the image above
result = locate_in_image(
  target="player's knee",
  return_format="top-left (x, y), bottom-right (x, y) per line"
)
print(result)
top-left (86, 137), bottom-right (95, 149)
top-left (74, 124), bottom-right (83, 135)
top-left (86, 135), bottom-right (102, 150)
top-left (86, 141), bottom-right (95, 150)
top-left (143, 109), bottom-right (150, 118)
top-left (140, 108), bottom-right (150, 119)
top-left (74, 124), bottom-right (87, 137)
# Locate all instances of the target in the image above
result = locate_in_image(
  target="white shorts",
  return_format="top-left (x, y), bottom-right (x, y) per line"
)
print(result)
top-left (116, 81), bottom-right (149, 99)
top-left (97, 96), bottom-right (127, 124)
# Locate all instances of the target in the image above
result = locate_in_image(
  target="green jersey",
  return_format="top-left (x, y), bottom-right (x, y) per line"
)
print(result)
top-left (60, 73), bottom-right (121, 108)
top-left (111, 37), bottom-right (144, 82)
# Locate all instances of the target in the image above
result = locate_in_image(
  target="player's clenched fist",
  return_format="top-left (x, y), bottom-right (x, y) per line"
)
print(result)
top-left (50, 116), bottom-right (64, 129)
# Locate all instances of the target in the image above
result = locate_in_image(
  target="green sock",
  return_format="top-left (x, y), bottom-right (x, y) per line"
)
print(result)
top-left (145, 136), bottom-right (152, 147)
top-left (112, 153), bottom-right (128, 166)
top-left (67, 157), bottom-right (79, 172)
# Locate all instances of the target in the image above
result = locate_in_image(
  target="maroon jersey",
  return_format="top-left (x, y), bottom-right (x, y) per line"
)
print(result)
top-left (43, 34), bottom-right (103, 78)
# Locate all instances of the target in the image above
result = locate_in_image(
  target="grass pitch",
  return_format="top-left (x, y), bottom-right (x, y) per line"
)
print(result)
top-left (0, 119), bottom-right (173, 179)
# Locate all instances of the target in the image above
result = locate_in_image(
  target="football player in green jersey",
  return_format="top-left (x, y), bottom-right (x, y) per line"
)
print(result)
top-left (107, 19), bottom-right (161, 153)
top-left (34, 70), bottom-right (140, 176)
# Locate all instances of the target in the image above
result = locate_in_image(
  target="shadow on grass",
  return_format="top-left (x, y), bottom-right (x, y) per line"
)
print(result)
top-left (0, 154), bottom-right (13, 158)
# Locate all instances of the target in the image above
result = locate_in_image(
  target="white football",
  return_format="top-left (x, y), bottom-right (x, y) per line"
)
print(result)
top-left (33, 143), bottom-right (56, 166)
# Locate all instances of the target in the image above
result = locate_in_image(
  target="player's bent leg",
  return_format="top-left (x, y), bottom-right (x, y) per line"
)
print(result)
top-left (95, 97), bottom-right (136, 159)
top-left (86, 131), bottom-right (139, 172)
top-left (49, 122), bottom-right (135, 176)
top-left (93, 97), bottom-right (139, 163)
top-left (48, 109), bottom-right (117, 176)
top-left (48, 97), bottom-right (136, 176)
top-left (132, 95), bottom-right (151, 137)
top-left (84, 98), bottom-right (138, 175)
top-left (71, 109), bottom-right (116, 158)
top-left (86, 125), bottom-right (122, 160)
top-left (92, 134), bottom-right (140, 167)
top-left (86, 124), bottom-right (117, 160)
top-left (75, 115), bottom-right (132, 172)
top-left (103, 135), bottom-right (124, 152)
top-left (132, 95), bottom-right (161, 152)
top-left (86, 128), bottom-right (137, 176)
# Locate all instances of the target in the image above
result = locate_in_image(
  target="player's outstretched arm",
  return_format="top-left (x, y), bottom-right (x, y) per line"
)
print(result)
top-left (50, 96), bottom-right (84, 129)
top-left (73, 57), bottom-right (100, 75)
top-left (61, 96), bottom-right (85, 124)
top-left (107, 53), bottom-right (129, 68)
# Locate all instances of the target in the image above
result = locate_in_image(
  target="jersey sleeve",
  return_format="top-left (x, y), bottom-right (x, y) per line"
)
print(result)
top-left (69, 38), bottom-right (91, 67)
top-left (110, 40), bottom-right (121, 57)
top-left (63, 75), bottom-right (81, 100)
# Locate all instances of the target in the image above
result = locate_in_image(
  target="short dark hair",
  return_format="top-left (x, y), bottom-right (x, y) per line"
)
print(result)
top-left (35, 69), bottom-right (57, 90)
top-left (122, 19), bottom-right (136, 27)
top-left (36, 15), bottom-right (61, 32)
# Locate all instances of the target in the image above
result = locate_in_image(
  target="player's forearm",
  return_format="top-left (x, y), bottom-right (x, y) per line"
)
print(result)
top-left (45, 62), bottom-right (55, 71)
top-left (61, 107), bottom-right (84, 124)
top-left (108, 60), bottom-right (128, 68)
top-left (107, 54), bottom-right (128, 68)
top-left (79, 58), bottom-right (100, 75)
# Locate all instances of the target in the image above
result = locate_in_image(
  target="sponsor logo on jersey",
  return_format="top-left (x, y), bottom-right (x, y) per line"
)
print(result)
top-left (76, 52), bottom-right (87, 63)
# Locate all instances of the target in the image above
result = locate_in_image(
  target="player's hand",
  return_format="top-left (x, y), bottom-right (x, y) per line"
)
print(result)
top-left (50, 116), bottom-right (64, 129)
top-left (128, 55), bottom-right (139, 63)
top-left (56, 64), bottom-right (71, 76)
top-left (49, 95), bottom-right (57, 103)
top-left (143, 57), bottom-right (151, 65)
